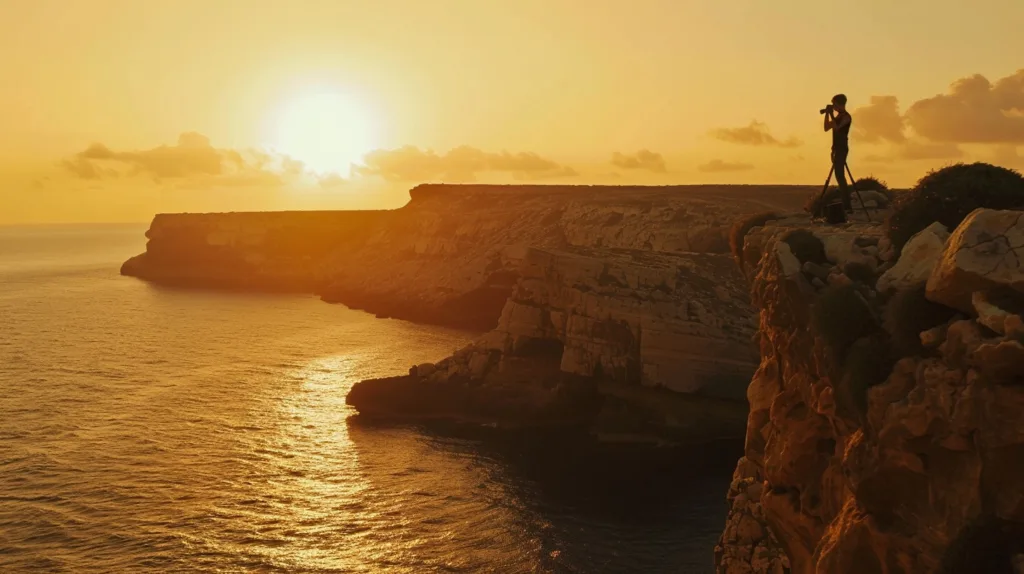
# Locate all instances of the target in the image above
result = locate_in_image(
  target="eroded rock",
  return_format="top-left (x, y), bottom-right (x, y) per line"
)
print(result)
top-left (926, 208), bottom-right (1024, 312)
top-left (717, 210), bottom-right (1024, 574)
top-left (876, 221), bottom-right (949, 293)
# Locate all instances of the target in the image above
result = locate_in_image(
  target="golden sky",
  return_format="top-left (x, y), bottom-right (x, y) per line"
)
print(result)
top-left (3, 0), bottom-right (1024, 224)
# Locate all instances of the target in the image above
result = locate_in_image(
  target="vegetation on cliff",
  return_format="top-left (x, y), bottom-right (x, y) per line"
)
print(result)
top-left (885, 162), bottom-right (1024, 252)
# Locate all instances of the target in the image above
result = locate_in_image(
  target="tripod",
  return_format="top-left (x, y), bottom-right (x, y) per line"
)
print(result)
top-left (815, 159), bottom-right (872, 222)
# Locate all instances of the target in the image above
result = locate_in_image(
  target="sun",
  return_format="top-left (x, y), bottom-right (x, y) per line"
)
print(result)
top-left (269, 89), bottom-right (377, 176)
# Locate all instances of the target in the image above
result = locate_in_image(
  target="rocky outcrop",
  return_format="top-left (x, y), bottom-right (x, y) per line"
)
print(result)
top-left (346, 241), bottom-right (759, 443)
top-left (482, 246), bottom-right (759, 396)
top-left (123, 184), bottom-right (815, 329)
top-left (121, 211), bottom-right (387, 292)
top-left (319, 184), bottom-right (816, 329)
top-left (339, 185), bottom-right (818, 442)
top-left (876, 221), bottom-right (949, 293)
top-left (716, 208), bottom-right (1024, 573)
top-left (124, 185), bottom-right (816, 441)
top-left (926, 209), bottom-right (1024, 312)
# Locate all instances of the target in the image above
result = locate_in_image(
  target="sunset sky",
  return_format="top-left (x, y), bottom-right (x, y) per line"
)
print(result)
top-left (3, 0), bottom-right (1024, 224)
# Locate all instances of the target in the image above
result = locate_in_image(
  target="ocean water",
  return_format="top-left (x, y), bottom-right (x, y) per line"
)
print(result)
top-left (0, 223), bottom-right (739, 573)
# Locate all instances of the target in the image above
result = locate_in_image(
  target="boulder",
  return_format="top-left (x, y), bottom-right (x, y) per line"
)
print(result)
top-left (413, 362), bottom-right (437, 378)
top-left (973, 291), bottom-right (1020, 336)
top-left (972, 340), bottom-right (1024, 382)
top-left (926, 209), bottom-right (1024, 312)
top-left (775, 241), bottom-right (802, 277)
top-left (876, 221), bottom-right (949, 293)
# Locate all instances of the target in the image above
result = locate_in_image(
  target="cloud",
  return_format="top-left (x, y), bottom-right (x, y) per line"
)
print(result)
top-left (610, 149), bottom-right (667, 172)
top-left (904, 70), bottom-right (1024, 144)
top-left (852, 96), bottom-right (906, 144)
top-left (352, 145), bottom-right (577, 182)
top-left (709, 121), bottom-right (802, 148)
top-left (898, 140), bottom-right (963, 160)
top-left (853, 69), bottom-right (1024, 151)
top-left (318, 173), bottom-right (347, 189)
top-left (864, 140), bottom-right (964, 164)
top-left (61, 156), bottom-right (118, 180)
top-left (697, 159), bottom-right (754, 173)
top-left (61, 132), bottom-right (307, 187)
top-left (989, 145), bottom-right (1024, 168)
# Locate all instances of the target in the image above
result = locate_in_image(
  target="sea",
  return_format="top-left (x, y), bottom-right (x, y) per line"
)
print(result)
top-left (0, 223), bottom-right (740, 574)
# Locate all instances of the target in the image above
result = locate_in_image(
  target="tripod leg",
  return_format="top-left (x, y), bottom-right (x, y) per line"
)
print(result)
top-left (845, 163), bottom-right (871, 222)
top-left (814, 166), bottom-right (835, 218)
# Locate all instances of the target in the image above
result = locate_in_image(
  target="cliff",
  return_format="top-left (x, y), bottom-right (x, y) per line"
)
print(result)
top-left (122, 184), bottom-right (817, 330)
top-left (322, 183), bottom-right (820, 443)
top-left (345, 241), bottom-right (761, 443)
top-left (119, 183), bottom-right (833, 442)
top-left (716, 208), bottom-right (1024, 573)
top-left (121, 210), bottom-right (388, 292)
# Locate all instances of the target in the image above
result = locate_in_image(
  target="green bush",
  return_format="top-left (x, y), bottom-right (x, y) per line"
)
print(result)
top-left (812, 284), bottom-right (880, 361)
top-left (729, 211), bottom-right (780, 267)
top-left (886, 162), bottom-right (1024, 251)
top-left (781, 228), bottom-right (828, 265)
top-left (883, 287), bottom-right (957, 358)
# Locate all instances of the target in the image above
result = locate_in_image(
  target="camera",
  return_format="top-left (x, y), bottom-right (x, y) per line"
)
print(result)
top-left (819, 104), bottom-right (833, 115)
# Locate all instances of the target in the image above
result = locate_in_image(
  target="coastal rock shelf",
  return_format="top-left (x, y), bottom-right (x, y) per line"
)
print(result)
top-left (716, 208), bottom-right (1024, 573)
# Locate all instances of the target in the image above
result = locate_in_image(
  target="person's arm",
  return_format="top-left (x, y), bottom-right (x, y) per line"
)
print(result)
top-left (823, 110), bottom-right (834, 132)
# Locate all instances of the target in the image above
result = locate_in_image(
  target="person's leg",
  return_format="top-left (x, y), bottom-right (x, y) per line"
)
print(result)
top-left (833, 149), bottom-right (851, 210)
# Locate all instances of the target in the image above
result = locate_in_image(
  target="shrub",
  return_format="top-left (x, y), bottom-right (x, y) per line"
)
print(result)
top-left (812, 284), bottom-right (880, 361)
top-left (804, 177), bottom-right (891, 215)
top-left (804, 188), bottom-right (835, 216)
top-left (851, 176), bottom-right (890, 196)
top-left (842, 334), bottom-right (896, 419)
top-left (886, 162), bottom-right (1024, 251)
top-left (729, 211), bottom-right (780, 267)
top-left (843, 260), bottom-right (876, 284)
top-left (781, 228), bottom-right (828, 265)
top-left (883, 287), bottom-right (957, 358)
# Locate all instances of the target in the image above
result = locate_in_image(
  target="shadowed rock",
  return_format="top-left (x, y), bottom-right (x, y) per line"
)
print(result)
top-left (716, 209), bottom-right (1024, 574)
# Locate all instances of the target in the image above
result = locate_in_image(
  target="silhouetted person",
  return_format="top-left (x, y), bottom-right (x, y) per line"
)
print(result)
top-left (823, 93), bottom-right (852, 212)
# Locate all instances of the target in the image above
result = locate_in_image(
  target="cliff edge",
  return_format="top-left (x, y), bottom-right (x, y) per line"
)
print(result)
top-left (122, 184), bottom-right (817, 329)
top-left (716, 207), bottom-right (1024, 573)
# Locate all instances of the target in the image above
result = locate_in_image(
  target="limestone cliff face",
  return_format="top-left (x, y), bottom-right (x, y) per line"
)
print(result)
top-left (716, 209), bottom-right (1024, 573)
top-left (348, 241), bottom-right (759, 442)
top-left (317, 184), bottom-right (813, 329)
top-left (481, 245), bottom-right (758, 398)
top-left (124, 184), bottom-right (813, 331)
top-left (121, 211), bottom-right (387, 291)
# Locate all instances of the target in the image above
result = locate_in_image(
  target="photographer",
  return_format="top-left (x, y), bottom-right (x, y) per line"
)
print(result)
top-left (822, 94), bottom-right (852, 212)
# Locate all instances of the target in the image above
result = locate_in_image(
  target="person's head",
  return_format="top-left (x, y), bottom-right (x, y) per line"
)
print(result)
top-left (831, 93), bottom-right (847, 112)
